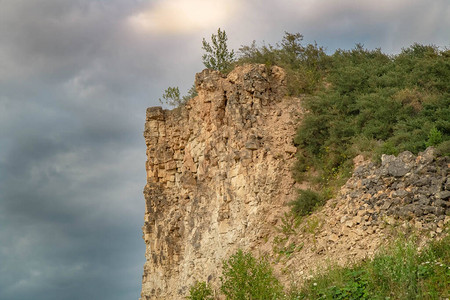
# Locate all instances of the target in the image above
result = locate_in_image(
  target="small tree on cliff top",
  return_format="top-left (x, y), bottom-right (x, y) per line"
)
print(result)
top-left (159, 85), bottom-right (197, 107)
top-left (202, 28), bottom-right (235, 73)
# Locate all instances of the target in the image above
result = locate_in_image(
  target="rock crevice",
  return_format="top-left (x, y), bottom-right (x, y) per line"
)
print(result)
top-left (140, 64), bottom-right (449, 299)
top-left (141, 64), bottom-right (302, 299)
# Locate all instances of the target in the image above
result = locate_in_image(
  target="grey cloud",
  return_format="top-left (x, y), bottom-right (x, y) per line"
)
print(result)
top-left (0, 121), bottom-right (145, 300)
top-left (230, 0), bottom-right (450, 53)
top-left (1, 1), bottom-right (449, 299)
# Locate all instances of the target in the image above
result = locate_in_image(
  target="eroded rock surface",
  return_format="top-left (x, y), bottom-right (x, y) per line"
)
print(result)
top-left (275, 148), bottom-right (449, 287)
top-left (141, 65), bottom-right (302, 299)
top-left (140, 64), bottom-right (449, 299)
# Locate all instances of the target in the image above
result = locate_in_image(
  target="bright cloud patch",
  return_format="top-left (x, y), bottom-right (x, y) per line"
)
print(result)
top-left (128, 0), bottom-right (236, 34)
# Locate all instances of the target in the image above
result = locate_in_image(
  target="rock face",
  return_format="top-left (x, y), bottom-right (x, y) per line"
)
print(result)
top-left (349, 148), bottom-right (450, 221)
top-left (270, 148), bottom-right (449, 286)
top-left (141, 65), bottom-right (303, 299)
top-left (140, 64), bottom-right (450, 299)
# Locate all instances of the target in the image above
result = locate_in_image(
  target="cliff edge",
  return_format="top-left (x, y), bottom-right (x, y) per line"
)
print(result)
top-left (141, 64), bottom-right (302, 299)
top-left (140, 64), bottom-right (449, 299)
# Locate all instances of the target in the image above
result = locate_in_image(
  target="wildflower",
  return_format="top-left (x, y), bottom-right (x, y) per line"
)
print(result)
top-left (313, 283), bottom-right (317, 286)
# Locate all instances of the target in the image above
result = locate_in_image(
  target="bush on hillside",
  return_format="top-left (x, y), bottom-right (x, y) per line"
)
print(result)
top-left (289, 189), bottom-right (324, 217)
top-left (237, 32), bottom-right (330, 94)
top-left (292, 233), bottom-right (450, 299)
top-left (294, 43), bottom-right (450, 185)
top-left (187, 281), bottom-right (214, 300)
top-left (220, 249), bottom-right (283, 299)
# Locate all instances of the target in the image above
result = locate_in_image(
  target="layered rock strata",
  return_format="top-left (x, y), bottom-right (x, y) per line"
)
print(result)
top-left (141, 65), bottom-right (302, 299)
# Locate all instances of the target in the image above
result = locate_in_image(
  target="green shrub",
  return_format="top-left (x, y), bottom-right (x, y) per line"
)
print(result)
top-left (187, 281), bottom-right (214, 300)
top-left (220, 249), bottom-right (283, 300)
top-left (426, 126), bottom-right (443, 147)
top-left (159, 85), bottom-right (198, 108)
top-left (236, 32), bottom-right (329, 95)
top-left (289, 189), bottom-right (323, 217)
top-left (159, 86), bottom-right (182, 107)
top-left (289, 232), bottom-right (450, 299)
top-left (202, 28), bottom-right (235, 73)
top-left (293, 43), bottom-right (449, 187)
top-left (436, 140), bottom-right (450, 157)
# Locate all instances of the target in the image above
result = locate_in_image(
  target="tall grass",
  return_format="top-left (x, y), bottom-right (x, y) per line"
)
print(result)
top-left (290, 233), bottom-right (450, 299)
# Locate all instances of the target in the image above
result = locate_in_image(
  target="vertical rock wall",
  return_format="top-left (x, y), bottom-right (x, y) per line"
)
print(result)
top-left (140, 65), bottom-right (302, 299)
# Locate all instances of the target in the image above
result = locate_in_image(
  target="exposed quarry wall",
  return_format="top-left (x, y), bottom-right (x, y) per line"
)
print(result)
top-left (141, 65), bottom-right (303, 299)
top-left (140, 64), bottom-right (450, 299)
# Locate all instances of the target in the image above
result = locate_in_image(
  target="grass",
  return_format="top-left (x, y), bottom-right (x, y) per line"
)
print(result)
top-left (289, 232), bottom-right (450, 299)
top-left (188, 231), bottom-right (449, 299)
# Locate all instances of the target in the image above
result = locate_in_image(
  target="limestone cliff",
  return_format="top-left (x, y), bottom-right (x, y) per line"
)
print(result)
top-left (140, 64), bottom-right (449, 299)
top-left (141, 65), bottom-right (302, 299)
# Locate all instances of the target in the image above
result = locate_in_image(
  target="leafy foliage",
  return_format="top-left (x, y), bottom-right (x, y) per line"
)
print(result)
top-left (186, 231), bottom-right (449, 300)
top-left (426, 126), bottom-right (443, 147)
top-left (291, 232), bottom-right (450, 299)
top-left (237, 32), bottom-right (330, 94)
top-left (202, 28), bottom-right (235, 73)
top-left (159, 85), bottom-right (197, 107)
top-left (159, 86), bottom-right (181, 107)
top-left (293, 43), bottom-right (450, 198)
top-left (289, 189), bottom-right (324, 217)
top-left (187, 281), bottom-right (214, 300)
top-left (220, 249), bottom-right (283, 299)
top-left (236, 37), bottom-right (449, 193)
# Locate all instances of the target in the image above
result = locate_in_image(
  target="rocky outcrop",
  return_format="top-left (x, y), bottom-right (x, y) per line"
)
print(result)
top-left (140, 64), bottom-right (449, 299)
top-left (141, 64), bottom-right (303, 299)
top-left (273, 148), bottom-right (449, 286)
top-left (348, 148), bottom-right (449, 223)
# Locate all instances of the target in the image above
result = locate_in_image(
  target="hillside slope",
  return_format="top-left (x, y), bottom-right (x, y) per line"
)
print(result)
top-left (140, 64), bottom-right (449, 299)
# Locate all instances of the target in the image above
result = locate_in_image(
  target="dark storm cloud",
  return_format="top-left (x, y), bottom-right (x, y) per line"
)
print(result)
top-left (0, 99), bottom-right (146, 300)
top-left (1, 1), bottom-right (449, 299)
top-left (0, 1), bottom-right (149, 299)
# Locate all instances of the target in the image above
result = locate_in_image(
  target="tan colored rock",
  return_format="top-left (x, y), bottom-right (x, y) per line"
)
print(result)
top-left (140, 64), bottom-right (449, 300)
top-left (140, 65), bottom-right (299, 300)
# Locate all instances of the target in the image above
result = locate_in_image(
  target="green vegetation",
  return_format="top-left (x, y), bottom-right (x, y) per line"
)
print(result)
top-left (237, 32), bottom-right (329, 95)
top-left (291, 233), bottom-right (450, 299)
top-left (189, 232), bottom-right (449, 299)
top-left (294, 44), bottom-right (449, 188)
top-left (174, 30), bottom-right (450, 299)
top-left (202, 28), bottom-right (235, 73)
top-left (220, 249), bottom-right (283, 299)
top-left (289, 189), bottom-right (324, 217)
top-left (159, 84), bottom-right (198, 107)
top-left (187, 281), bottom-right (214, 300)
top-left (235, 33), bottom-right (449, 217)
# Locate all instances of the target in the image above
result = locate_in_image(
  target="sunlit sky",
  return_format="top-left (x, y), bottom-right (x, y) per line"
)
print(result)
top-left (0, 0), bottom-right (448, 299)
top-left (128, 0), bottom-right (238, 33)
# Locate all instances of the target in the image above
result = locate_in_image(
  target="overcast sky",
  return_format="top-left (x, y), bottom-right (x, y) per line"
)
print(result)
top-left (0, 1), bottom-right (448, 299)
